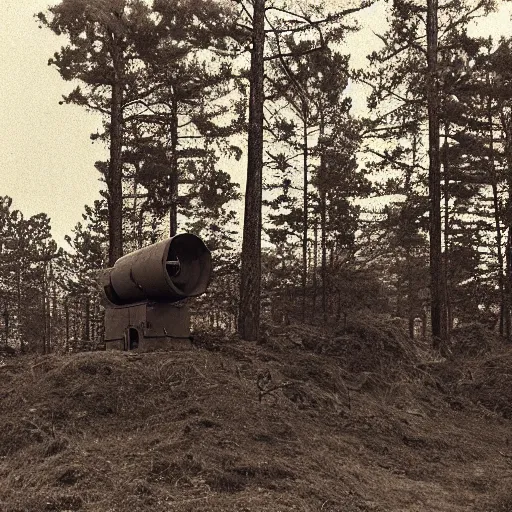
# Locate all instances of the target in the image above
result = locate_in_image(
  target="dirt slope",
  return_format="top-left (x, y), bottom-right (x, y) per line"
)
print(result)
top-left (1, 325), bottom-right (511, 511)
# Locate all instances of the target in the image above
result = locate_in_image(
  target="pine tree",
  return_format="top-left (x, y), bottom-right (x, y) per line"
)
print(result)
top-left (0, 200), bottom-right (61, 353)
top-left (360, 0), bottom-right (495, 343)
top-left (38, 0), bottom-right (150, 265)
top-left (121, 0), bottom-right (240, 237)
top-left (63, 200), bottom-right (109, 351)
top-left (236, 0), bottom-right (373, 338)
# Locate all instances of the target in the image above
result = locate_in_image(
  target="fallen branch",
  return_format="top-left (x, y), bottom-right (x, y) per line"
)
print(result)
top-left (258, 382), bottom-right (293, 403)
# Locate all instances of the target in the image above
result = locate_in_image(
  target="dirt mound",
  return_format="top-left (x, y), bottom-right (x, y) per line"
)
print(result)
top-left (337, 315), bottom-right (418, 373)
top-left (267, 315), bottom-right (418, 376)
top-left (455, 347), bottom-right (512, 419)
top-left (450, 323), bottom-right (502, 358)
top-left (420, 340), bottom-right (512, 423)
top-left (0, 334), bottom-right (511, 511)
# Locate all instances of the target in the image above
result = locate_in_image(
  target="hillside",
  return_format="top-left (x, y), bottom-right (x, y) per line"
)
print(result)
top-left (1, 321), bottom-right (512, 512)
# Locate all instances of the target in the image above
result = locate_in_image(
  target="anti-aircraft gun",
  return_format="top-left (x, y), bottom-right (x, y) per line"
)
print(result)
top-left (99, 234), bottom-right (211, 351)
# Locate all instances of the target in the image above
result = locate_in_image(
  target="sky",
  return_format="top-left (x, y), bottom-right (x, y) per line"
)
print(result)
top-left (2, 1), bottom-right (512, 249)
top-left (1, 1), bottom-right (107, 247)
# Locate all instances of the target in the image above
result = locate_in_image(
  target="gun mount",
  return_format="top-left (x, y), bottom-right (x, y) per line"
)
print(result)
top-left (99, 233), bottom-right (211, 351)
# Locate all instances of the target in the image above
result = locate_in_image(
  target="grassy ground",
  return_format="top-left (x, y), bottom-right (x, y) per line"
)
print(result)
top-left (1, 321), bottom-right (512, 511)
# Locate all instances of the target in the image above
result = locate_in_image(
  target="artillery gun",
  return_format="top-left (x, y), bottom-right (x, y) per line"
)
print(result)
top-left (99, 234), bottom-right (211, 351)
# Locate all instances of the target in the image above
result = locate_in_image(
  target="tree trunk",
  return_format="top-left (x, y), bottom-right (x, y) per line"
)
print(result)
top-left (500, 109), bottom-right (512, 340)
top-left (72, 301), bottom-right (78, 347)
top-left (312, 218), bottom-right (318, 320)
top-left (443, 120), bottom-right (451, 342)
top-left (487, 69), bottom-right (506, 336)
top-left (407, 132), bottom-right (417, 340)
top-left (320, 186), bottom-right (327, 323)
top-left (319, 112), bottom-right (327, 323)
top-left (108, 35), bottom-right (124, 266)
top-left (132, 169), bottom-right (139, 248)
top-left (238, 0), bottom-right (265, 341)
top-left (17, 257), bottom-right (22, 353)
top-left (427, 0), bottom-right (444, 346)
top-left (396, 275), bottom-right (402, 317)
top-left (85, 296), bottom-right (90, 342)
top-left (169, 94), bottom-right (179, 237)
top-left (301, 105), bottom-right (308, 322)
top-left (137, 207), bottom-right (145, 249)
top-left (42, 260), bottom-right (48, 354)
top-left (507, 231), bottom-right (512, 341)
top-left (51, 269), bottom-right (57, 349)
top-left (65, 300), bottom-right (69, 352)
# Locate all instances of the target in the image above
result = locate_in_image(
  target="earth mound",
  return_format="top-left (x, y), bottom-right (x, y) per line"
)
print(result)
top-left (264, 314), bottom-right (418, 376)
top-left (0, 322), bottom-right (511, 511)
top-left (450, 323), bottom-right (502, 358)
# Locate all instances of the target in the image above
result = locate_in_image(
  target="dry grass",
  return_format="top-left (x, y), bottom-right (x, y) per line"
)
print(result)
top-left (450, 323), bottom-right (502, 358)
top-left (0, 323), bottom-right (511, 511)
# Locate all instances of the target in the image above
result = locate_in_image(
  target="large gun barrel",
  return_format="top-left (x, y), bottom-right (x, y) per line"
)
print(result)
top-left (101, 233), bottom-right (211, 307)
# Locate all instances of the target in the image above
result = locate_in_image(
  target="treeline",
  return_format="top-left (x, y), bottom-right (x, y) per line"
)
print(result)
top-left (2, 0), bottom-right (512, 352)
top-left (363, 0), bottom-right (512, 343)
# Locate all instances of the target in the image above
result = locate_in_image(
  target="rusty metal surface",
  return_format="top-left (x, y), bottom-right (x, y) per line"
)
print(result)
top-left (101, 234), bottom-right (209, 352)
top-left (104, 307), bottom-right (129, 341)
top-left (144, 303), bottom-right (190, 338)
top-left (103, 234), bottom-right (211, 306)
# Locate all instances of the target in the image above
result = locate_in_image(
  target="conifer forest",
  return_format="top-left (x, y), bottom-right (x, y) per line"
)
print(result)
top-left (2, 0), bottom-right (512, 352)
top-left (9, 2), bottom-right (512, 511)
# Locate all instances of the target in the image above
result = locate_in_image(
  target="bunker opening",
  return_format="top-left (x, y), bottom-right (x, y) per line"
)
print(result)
top-left (127, 328), bottom-right (139, 350)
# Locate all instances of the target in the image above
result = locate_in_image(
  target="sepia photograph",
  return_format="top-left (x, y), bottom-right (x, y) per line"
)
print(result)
top-left (2, 0), bottom-right (512, 510)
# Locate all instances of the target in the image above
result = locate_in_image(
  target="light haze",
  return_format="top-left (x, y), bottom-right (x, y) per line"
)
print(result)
top-left (1, 1), bottom-right (512, 248)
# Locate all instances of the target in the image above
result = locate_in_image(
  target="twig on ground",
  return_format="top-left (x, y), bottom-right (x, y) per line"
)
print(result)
top-left (258, 382), bottom-right (293, 403)
top-left (191, 364), bottom-right (207, 380)
top-left (404, 408), bottom-right (426, 418)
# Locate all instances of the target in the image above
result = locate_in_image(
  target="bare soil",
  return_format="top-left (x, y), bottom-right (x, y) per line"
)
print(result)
top-left (1, 322), bottom-right (511, 511)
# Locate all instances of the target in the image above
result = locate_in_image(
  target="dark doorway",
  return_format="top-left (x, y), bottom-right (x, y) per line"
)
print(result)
top-left (128, 328), bottom-right (139, 350)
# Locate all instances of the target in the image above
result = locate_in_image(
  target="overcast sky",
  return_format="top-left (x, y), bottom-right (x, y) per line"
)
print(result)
top-left (1, 1), bottom-right (512, 249)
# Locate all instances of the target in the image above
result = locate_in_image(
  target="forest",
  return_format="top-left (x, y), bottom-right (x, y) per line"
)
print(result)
top-left (7, 2), bottom-right (512, 510)
top-left (1, 0), bottom-right (511, 353)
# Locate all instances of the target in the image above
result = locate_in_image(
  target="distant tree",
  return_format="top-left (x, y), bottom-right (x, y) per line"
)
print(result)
top-left (235, 0), bottom-right (373, 339)
top-left (361, 0), bottom-right (495, 344)
top-left (40, 0), bottom-right (241, 269)
top-left (120, 0), bottom-right (241, 237)
top-left (265, 38), bottom-right (358, 321)
top-left (63, 200), bottom-right (109, 350)
top-left (38, 0), bottom-right (148, 265)
top-left (0, 197), bottom-right (16, 348)
top-left (0, 199), bottom-right (60, 353)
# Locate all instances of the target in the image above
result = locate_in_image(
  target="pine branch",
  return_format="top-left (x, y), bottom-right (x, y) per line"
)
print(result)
top-left (233, 0), bottom-right (253, 23)
top-left (371, 31), bottom-right (427, 62)
top-left (123, 98), bottom-right (163, 115)
top-left (366, 148), bottom-right (428, 172)
top-left (439, 0), bottom-right (490, 38)
top-left (356, 76), bottom-right (414, 105)
top-left (264, 15), bottom-right (318, 109)
top-left (263, 45), bottom-right (323, 62)
top-left (265, 3), bottom-right (373, 28)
